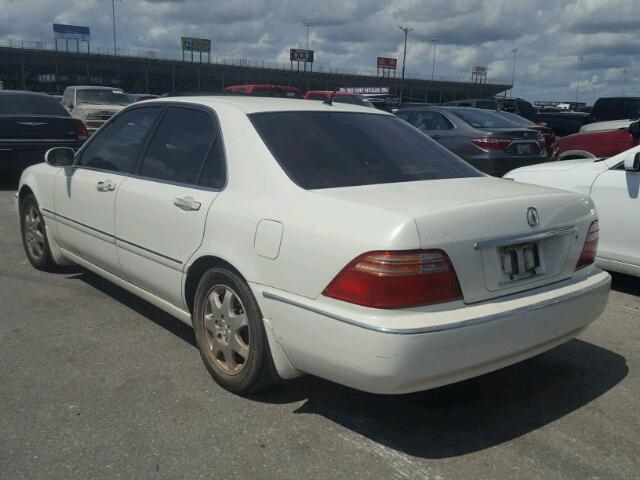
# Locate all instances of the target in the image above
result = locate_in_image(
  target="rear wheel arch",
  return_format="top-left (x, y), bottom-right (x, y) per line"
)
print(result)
top-left (184, 255), bottom-right (248, 315)
top-left (18, 185), bottom-right (35, 204)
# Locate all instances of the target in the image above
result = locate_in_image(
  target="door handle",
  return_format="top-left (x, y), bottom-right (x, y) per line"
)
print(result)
top-left (96, 180), bottom-right (116, 192)
top-left (173, 196), bottom-right (201, 211)
top-left (431, 134), bottom-right (442, 140)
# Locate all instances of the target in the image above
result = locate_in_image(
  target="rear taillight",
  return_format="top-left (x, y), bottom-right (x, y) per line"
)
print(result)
top-left (75, 119), bottom-right (89, 141)
top-left (536, 121), bottom-right (547, 127)
top-left (576, 220), bottom-right (599, 270)
top-left (323, 249), bottom-right (463, 309)
top-left (470, 137), bottom-right (511, 151)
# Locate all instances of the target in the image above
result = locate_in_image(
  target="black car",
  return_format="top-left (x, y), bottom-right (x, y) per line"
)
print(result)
top-left (0, 91), bottom-right (88, 177)
top-left (396, 106), bottom-right (547, 177)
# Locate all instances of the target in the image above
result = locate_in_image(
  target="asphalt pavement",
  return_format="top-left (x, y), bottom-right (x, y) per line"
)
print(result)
top-left (1, 183), bottom-right (638, 480)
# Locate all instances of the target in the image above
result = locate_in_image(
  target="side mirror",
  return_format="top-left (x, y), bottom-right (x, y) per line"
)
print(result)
top-left (629, 121), bottom-right (640, 140)
top-left (624, 152), bottom-right (640, 172)
top-left (45, 147), bottom-right (75, 167)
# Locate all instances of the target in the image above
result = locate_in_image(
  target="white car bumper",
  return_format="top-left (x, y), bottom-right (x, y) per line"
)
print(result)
top-left (253, 268), bottom-right (610, 394)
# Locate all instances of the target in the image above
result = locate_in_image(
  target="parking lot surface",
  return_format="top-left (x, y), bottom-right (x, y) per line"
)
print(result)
top-left (1, 185), bottom-right (638, 480)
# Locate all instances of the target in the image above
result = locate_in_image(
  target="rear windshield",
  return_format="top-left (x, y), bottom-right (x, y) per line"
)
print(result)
top-left (496, 112), bottom-right (534, 127)
top-left (453, 109), bottom-right (519, 129)
top-left (592, 98), bottom-right (640, 122)
top-left (76, 89), bottom-right (130, 105)
top-left (0, 94), bottom-right (70, 116)
top-left (250, 112), bottom-right (481, 189)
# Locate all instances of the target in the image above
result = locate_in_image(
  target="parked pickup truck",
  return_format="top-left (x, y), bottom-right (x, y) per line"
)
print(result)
top-left (558, 120), bottom-right (640, 160)
top-left (62, 86), bottom-right (130, 135)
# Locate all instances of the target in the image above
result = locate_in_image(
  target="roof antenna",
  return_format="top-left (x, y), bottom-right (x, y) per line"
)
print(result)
top-left (324, 88), bottom-right (339, 106)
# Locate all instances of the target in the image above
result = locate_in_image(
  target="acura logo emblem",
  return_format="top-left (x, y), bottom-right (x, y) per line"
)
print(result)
top-left (527, 207), bottom-right (540, 227)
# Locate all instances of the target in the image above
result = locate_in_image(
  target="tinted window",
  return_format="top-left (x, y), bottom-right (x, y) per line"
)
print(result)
top-left (199, 138), bottom-right (227, 189)
top-left (139, 108), bottom-right (215, 185)
top-left (517, 101), bottom-right (536, 116)
top-left (0, 94), bottom-right (70, 116)
top-left (453, 109), bottom-right (519, 128)
top-left (592, 98), bottom-right (640, 122)
top-left (408, 111), bottom-right (453, 130)
top-left (76, 89), bottom-right (130, 106)
top-left (78, 107), bottom-right (161, 173)
top-left (497, 112), bottom-right (534, 127)
top-left (475, 100), bottom-right (498, 110)
top-left (250, 112), bottom-right (480, 189)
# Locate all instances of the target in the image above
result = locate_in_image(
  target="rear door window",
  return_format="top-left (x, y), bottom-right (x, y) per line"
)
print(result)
top-left (78, 107), bottom-right (161, 173)
top-left (250, 112), bottom-right (480, 189)
top-left (138, 107), bottom-right (216, 185)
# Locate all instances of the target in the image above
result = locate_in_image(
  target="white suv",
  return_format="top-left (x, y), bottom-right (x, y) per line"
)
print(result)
top-left (17, 96), bottom-right (610, 395)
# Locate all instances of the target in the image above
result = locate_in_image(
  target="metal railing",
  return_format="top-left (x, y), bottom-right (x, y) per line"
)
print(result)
top-left (0, 38), bottom-right (508, 85)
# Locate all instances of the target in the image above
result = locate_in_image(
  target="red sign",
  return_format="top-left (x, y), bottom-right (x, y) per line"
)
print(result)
top-left (377, 57), bottom-right (397, 69)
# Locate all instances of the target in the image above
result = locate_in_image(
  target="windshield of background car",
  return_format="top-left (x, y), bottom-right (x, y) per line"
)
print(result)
top-left (475, 100), bottom-right (498, 110)
top-left (76, 89), bottom-right (131, 105)
top-left (453, 109), bottom-right (520, 129)
top-left (0, 94), bottom-right (70, 116)
top-left (592, 98), bottom-right (640, 121)
top-left (250, 112), bottom-right (481, 189)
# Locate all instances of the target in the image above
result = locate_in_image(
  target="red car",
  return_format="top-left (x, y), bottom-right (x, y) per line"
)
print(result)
top-left (558, 120), bottom-right (640, 160)
top-left (224, 84), bottom-right (303, 99)
top-left (304, 90), bottom-right (375, 108)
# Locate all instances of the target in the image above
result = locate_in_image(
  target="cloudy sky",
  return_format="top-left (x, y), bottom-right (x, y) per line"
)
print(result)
top-left (1, 0), bottom-right (639, 103)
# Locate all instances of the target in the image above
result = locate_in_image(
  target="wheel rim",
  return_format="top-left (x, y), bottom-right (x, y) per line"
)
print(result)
top-left (24, 206), bottom-right (45, 260)
top-left (202, 285), bottom-right (250, 375)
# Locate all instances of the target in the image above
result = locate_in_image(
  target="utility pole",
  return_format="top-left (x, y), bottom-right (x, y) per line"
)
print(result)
top-left (431, 37), bottom-right (438, 80)
top-left (112, 0), bottom-right (121, 56)
top-left (510, 47), bottom-right (518, 96)
top-left (301, 18), bottom-right (314, 50)
top-left (621, 68), bottom-right (628, 96)
top-left (399, 25), bottom-right (413, 103)
top-left (575, 56), bottom-right (584, 103)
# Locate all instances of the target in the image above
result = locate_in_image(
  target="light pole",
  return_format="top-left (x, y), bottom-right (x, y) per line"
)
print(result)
top-left (510, 47), bottom-right (518, 96)
top-left (301, 18), bottom-right (314, 50)
top-left (112, 0), bottom-right (122, 56)
top-left (621, 68), bottom-right (628, 96)
top-left (431, 37), bottom-right (438, 80)
top-left (399, 25), bottom-right (413, 103)
top-left (575, 56), bottom-right (584, 103)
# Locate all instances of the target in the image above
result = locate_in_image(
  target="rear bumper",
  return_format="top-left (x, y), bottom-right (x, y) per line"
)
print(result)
top-left (253, 268), bottom-right (610, 394)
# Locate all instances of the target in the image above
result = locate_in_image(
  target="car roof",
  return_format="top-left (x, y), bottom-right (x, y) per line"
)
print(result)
top-left (0, 90), bottom-right (53, 97)
top-left (141, 95), bottom-right (389, 115)
top-left (70, 85), bottom-right (125, 91)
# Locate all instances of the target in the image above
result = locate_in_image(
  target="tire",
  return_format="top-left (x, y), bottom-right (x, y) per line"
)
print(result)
top-left (20, 193), bottom-right (57, 271)
top-left (193, 267), bottom-right (278, 394)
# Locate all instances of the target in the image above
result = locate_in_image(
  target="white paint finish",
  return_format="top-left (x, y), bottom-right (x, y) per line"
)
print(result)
top-left (254, 219), bottom-right (283, 259)
top-left (52, 167), bottom-right (123, 273)
top-left (507, 145), bottom-right (640, 276)
top-left (18, 96), bottom-right (614, 394)
top-left (114, 176), bottom-right (219, 309)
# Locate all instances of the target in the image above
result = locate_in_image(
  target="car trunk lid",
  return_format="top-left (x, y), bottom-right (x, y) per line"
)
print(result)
top-left (313, 177), bottom-right (593, 303)
top-left (0, 115), bottom-right (78, 141)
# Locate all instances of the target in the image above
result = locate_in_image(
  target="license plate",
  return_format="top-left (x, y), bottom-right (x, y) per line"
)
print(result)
top-left (499, 242), bottom-right (540, 280)
top-left (516, 143), bottom-right (534, 155)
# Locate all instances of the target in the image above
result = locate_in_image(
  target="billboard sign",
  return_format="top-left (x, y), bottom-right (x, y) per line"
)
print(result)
top-left (181, 37), bottom-right (212, 53)
top-left (472, 66), bottom-right (488, 75)
top-left (377, 57), bottom-right (397, 69)
top-left (290, 48), bottom-right (314, 63)
top-left (53, 23), bottom-right (90, 41)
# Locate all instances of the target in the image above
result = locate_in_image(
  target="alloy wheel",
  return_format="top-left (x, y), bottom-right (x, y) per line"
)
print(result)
top-left (24, 206), bottom-right (45, 260)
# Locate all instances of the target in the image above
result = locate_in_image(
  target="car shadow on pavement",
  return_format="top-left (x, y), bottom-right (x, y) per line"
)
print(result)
top-left (253, 339), bottom-right (627, 459)
top-left (610, 272), bottom-right (640, 296)
top-left (67, 269), bottom-right (197, 348)
top-left (66, 268), bottom-right (628, 460)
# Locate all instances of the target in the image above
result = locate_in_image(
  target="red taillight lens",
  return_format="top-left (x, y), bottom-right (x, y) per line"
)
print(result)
top-left (470, 137), bottom-right (511, 150)
top-left (576, 220), bottom-right (599, 270)
top-left (75, 119), bottom-right (89, 141)
top-left (323, 249), bottom-right (463, 309)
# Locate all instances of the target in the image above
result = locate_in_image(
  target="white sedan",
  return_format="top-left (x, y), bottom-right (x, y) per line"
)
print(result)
top-left (17, 96), bottom-right (610, 395)
top-left (506, 146), bottom-right (640, 277)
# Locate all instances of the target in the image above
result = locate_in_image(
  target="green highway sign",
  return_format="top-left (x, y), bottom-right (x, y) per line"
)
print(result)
top-left (181, 37), bottom-right (211, 53)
